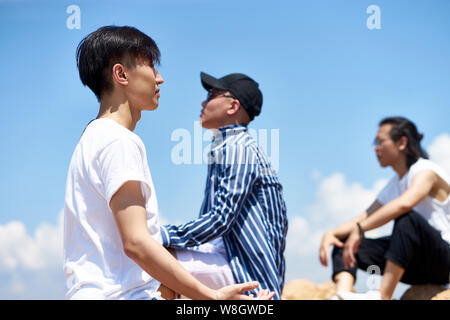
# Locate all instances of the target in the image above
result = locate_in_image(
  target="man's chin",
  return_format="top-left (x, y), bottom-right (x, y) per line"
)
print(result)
top-left (200, 118), bottom-right (209, 129)
top-left (200, 118), bottom-right (220, 130)
top-left (147, 102), bottom-right (159, 111)
top-left (378, 161), bottom-right (388, 168)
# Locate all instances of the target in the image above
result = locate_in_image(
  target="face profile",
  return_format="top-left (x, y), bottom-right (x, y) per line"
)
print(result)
top-left (373, 123), bottom-right (406, 168)
top-left (123, 61), bottom-right (164, 112)
top-left (200, 89), bottom-right (236, 129)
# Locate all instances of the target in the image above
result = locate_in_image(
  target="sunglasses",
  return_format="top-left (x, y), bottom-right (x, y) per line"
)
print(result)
top-left (372, 137), bottom-right (391, 147)
top-left (206, 89), bottom-right (236, 102)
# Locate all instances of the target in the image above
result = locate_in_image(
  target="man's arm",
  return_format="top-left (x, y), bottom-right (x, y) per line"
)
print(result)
top-left (359, 170), bottom-right (436, 232)
top-left (161, 145), bottom-right (258, 248)
top-left (111, 180), bottom-right (267, 300)
top-left (319, 200), bottom-right (381, 266)
top-left (332, 200), bottom-right (382, 240)
top-left (342, 170), bottom-right (437, 268)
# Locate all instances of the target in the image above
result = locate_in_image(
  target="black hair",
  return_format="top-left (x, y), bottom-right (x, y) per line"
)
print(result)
top-left (76, 25), bottom-right (161, 101)
top-left (379, 116), bottom-right (429, 168)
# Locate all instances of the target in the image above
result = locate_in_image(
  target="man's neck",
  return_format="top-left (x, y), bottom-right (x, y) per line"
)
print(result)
top-left (392, 157), bottom-right (409, 179)
top-left (97, 93), bottom-right (141, 131)
top-left (215, 119), bottom-right (247, 130)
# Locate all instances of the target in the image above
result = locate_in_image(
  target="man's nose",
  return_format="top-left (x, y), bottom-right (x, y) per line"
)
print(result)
top-left (155, 70), bottom-right (164, 84)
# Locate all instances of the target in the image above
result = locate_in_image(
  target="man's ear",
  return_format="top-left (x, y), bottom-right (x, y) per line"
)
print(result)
top-left (111, 63), bottom-right (128, 87)
top-left (226, 99), bottom-right (241, 116)
top-left (398, 136), bottom-right (408, 151)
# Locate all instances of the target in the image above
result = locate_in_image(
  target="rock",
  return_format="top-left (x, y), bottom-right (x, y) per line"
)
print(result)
top-left (431, 289), bottom-right (450, 300)
top-left (400, 284), bottom-right (450, 300)
top-left (281, 279), bottom-right (337, 300)
top-left (282, 279), bottom-right (450, 300)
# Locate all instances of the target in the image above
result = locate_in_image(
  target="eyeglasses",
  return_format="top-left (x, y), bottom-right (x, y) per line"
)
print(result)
top-left (205, 90), bottom-right (236, 102)
top-left (373, 137), bottom-right (391, 147)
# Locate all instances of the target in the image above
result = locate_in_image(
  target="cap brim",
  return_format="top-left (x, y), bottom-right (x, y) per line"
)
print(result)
top-left (200, 72), bottom-right (227, 91)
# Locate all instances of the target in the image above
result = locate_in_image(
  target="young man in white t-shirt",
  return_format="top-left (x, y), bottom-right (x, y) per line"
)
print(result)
top-left (63, 25), bottom-right (274, 300)
top-left (319, 116), bottom-right (450, 300)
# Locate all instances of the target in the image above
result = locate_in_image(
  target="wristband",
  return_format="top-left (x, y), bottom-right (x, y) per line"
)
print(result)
top-left (356, 222), bottom-right (365, 238)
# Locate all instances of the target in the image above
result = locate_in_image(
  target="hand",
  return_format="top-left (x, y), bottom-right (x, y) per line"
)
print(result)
top-left (255, 289), bottom-right (274, 300)
top-left (218, 281), bottom-right (275, 300)
top-left (319, 232), bottom-right (344, 267)
top-left (342, 227), bottom-right (362, 269)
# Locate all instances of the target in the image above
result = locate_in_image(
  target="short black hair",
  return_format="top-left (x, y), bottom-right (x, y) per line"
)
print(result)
top-left (379, 116), bottom-right (429, 168)
top-left (76, 25), bottom-right (161, 101)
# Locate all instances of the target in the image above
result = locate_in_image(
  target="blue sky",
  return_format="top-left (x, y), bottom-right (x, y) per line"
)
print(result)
top-left (0, 0), bottom-right (449, 299)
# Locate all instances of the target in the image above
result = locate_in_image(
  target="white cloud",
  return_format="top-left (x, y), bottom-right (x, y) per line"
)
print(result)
top-left (0, 212), bottom-right (64, 299)
top-left (284, 215), bottom-right (329, 284)
top-left (0, 212), bottom-right (63, 272)
top-left (305, 172), bottom-right (388, 229)
top-left (0, 209), bottom-right (183, 299)
top-left (428, 133), bottom-right (450, 176)
top-left (286, 216), bottom-right (325, 257)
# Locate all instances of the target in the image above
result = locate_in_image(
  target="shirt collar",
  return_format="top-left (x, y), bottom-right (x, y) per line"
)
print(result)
top-left (211, 124), bottom-right (247, 147)
top-left (216, 124), bottom-right (247, 136)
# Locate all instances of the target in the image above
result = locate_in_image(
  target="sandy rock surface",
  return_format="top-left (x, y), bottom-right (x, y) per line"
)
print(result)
top-left (282, 279), bottom-right (450, 300)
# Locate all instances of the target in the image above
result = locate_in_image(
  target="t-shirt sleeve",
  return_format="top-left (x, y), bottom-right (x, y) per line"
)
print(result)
top-left (375, 176), bottom-right (397, 205)
top-left (409, 159), bottom-right (450, 186)
top-left (98, 137), bottom-right (149, 210)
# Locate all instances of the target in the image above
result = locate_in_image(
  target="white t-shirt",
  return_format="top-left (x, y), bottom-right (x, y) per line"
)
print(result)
top-left (63, 118), bottom-right (162, 300)
top-left (376, 158), bottom-right (450, 244)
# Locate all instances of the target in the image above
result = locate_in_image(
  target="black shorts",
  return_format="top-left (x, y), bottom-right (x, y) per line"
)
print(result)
top-left (332, 211), bottom-right (450, 285)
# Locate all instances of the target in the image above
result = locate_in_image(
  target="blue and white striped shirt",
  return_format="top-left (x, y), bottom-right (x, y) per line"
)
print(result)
top-left (161, 124), bottom-right (288, 299)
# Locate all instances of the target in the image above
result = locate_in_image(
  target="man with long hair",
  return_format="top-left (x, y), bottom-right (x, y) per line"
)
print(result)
top-left (319, 116), bottom-right (450, 300)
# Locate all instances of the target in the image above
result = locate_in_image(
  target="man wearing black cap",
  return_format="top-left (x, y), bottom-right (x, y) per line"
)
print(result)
top-left (161, 72), bottom-right (288, 299)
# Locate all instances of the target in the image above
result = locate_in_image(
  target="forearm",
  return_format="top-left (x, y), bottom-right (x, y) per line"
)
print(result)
top-left (359, 198), bottom-right (411, 232)
top-left (359, 171), bottom-right (434, 232)
top-left (162, 211), bottom-right (232, 248)
top-left (111, 181), bottom-right (216, 299)
top-left (330, 211), bottom-right (368, 240)
top-left (329, 200), bottom-right (383, 239)
top-left (126, 233), bottom-right (216, 300)
top-left (163, 150), bottom-right (257, 248)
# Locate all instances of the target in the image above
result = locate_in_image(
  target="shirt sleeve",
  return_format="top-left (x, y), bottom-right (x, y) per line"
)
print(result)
top-left (161, 144), bottom-right (259, 247)
top-left (98, 137), bottom-right (150, 210)
top-left (408, 159), bottom-right (450, 186)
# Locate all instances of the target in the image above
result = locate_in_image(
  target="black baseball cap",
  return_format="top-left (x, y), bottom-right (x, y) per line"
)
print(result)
top-left (200, 72), bottom-right (263, 120)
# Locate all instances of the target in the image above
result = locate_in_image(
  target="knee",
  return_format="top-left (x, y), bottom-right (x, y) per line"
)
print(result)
top-left (392, 211), bottom-right (424, 240)
top-left (158, 284), bottom-right (176, 300)
top-left (394, 211), bottom-right (419, 229)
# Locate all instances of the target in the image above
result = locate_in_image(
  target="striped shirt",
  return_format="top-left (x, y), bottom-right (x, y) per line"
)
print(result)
top-left (161, 124), bottom-right (288, 299)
